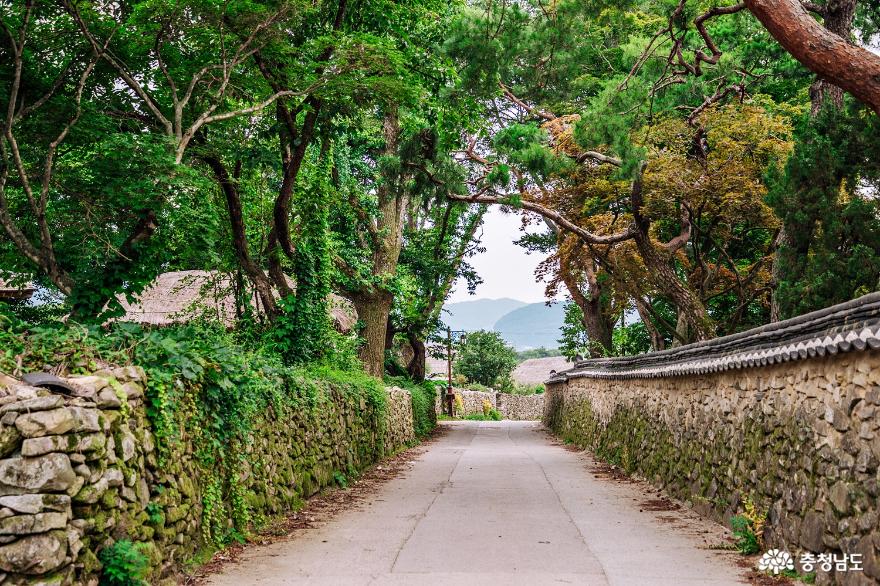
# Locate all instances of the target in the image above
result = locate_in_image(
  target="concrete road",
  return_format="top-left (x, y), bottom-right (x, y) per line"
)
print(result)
top-left (205, 421), bottom-right (747, 586)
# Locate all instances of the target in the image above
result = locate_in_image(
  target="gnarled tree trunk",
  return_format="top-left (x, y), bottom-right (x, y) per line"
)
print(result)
top-left (745, 0), bottom-right (880, 114)
top-left (406, 333), bottom-right (427, 381)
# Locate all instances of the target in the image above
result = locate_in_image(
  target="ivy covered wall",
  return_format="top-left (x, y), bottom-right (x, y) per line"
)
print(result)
top-left (0, 368), bottom-right (418, 585)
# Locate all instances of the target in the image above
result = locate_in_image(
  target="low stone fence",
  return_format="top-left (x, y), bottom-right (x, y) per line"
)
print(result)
top-left (544, 293), bottom-right (880, 585)
top-left (496, 393), bottom-right (544, 421)
top-left (0, 370), bottom-right (415, 585)
top-left (435, 388), bottom-right (544, 420)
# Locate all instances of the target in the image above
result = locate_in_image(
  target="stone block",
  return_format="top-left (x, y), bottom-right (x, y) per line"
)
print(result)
top-left (0, 511), bottom-right (68, 534)
top-left (68, 407), bottom-right (101, 433)
top-left (103, 468), bottom-right (123, 488)
top-left (15, 409), bottom-right (75, 437)
top-left (0, 529), bottom-right (67, 574)
top-left (96, 388), bottom-right (121, 409)
top-left (0, 453), bottom-right (76, 494)
top-left (20, 432), bottom-right (107, 457)
top-left (0, 396), bottom-right (64, 414)
top-left (0, 426), bottom-right (21, 459)
top-left (0, 494), bottom-right (70, 514)
top-left (73, 478), bottom-right (108, 504)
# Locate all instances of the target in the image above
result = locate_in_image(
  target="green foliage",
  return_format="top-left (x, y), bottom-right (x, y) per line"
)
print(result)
top-left (730, 498), bottom-right (765, 555)
top-left (0, 311), bottom-right (387, 546)
top-left (559, 301), bottom-right (653, 359)
top-left (145, 502), bottom-right (163, 526)
top-left (453, 330), bottom-right (517, 387)
top-left (611, 322), bottom-right (652, 357)
top-left (767, 104), bottom-right (880, 319)
top-left (409, 382), bottom-right (438, 438)
top-left (333, 471), bottom-right (349, 488)
top-left (464, 409), bottom-right (501, 421)
top-left (98, 540), bottom-right (149, 586)
top-left (558, 302), bottom-right (598, 360)
top-left (500, 382), bottom-right (545, 395)
top-left (730, 515), bottom-right (760, 555)
top-left (278, 155), bottom-right (334, 364)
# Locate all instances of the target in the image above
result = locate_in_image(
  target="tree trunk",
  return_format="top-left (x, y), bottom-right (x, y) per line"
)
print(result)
top-left (406, 333), bottom-right (426, 382)
top-left (561, 269), bottom-right (612, 356)
top-left (745, 0), bottom-right (880, 114)
top-left (633, 228), bottom-right (712, 342)
top-left (808, 0), bottom-right (856, 114)
top-left (634, 297), bottom-right (665, 351)
top-left (352, 292), bottom-right (393, 378)
top-left (630, 164), bottom-right (712, 342)
top-left (202, 155), bottom-right (279, 315)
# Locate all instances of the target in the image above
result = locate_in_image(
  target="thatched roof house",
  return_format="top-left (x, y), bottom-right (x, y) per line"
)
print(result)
top-left (0, 277), bottom-right (34, 301)
top-left (512, 356), bottom-right (573, 385)
top-left (117, 270), bottom-right (357, 332)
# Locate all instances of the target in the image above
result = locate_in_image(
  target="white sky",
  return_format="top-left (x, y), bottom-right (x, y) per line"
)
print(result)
top-left (447, 208), bottom-right (552, 303)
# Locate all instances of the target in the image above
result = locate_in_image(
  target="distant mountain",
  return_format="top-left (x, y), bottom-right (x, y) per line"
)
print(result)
top-left (441, 298), bottom-right (528, 331)
top-left (493, 302), bottom-right (566, 350)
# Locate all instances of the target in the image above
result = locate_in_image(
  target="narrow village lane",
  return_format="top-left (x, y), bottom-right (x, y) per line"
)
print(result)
top-left (206, 421), bottom-right (748, 585)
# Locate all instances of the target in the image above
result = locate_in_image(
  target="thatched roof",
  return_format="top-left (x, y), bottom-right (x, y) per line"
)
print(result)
top-left (512, 356), bottom-right (573, 385)
top-left (0, 277), bottom-right (35, 301)
top-left (117, 270), bottom-right (357, 332)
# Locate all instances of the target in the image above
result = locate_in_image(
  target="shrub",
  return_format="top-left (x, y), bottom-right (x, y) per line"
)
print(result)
top-left (730, 497), bottom-right (766, 555)
top-left (464, 408), bottom-right (502, 421)
top-left (481, 399), bottom-right (492, 416)
top-left (98, 540), bottom-right (149, 586)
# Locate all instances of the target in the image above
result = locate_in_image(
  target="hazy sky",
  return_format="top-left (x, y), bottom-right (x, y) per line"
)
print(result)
top-left (447, 208), bottom-right (552, 303)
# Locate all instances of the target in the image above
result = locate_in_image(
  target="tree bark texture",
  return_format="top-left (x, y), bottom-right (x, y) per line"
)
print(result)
top-left (745, 0), bottom-right (880, 114)
top-left (353, 291), bottom-right (393, 378)
top-left (406, 333), bottom-right (427, 381)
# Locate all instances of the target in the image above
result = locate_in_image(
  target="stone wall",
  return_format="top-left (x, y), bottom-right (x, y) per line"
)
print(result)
top-left (496, 393), bottom-right (544, 421)
top-left (0, 369), bottom-right (415, 585)
top-left (544, 294), bottom-right (880, 585)
top-left (434, 388), bottom-right (544, 420)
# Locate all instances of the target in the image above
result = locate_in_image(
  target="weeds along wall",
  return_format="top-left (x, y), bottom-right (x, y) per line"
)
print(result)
top-left (544, 293), bottom-right (880, 585)
top-left (0, 368), bottom-right (418, 585)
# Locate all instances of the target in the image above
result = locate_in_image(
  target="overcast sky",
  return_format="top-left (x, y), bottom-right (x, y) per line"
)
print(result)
top-left (447, 208), bottom-right (553, 304)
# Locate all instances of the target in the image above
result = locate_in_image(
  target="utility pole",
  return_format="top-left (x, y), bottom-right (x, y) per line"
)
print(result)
top-left (446, 326), bottom-right (455, 417)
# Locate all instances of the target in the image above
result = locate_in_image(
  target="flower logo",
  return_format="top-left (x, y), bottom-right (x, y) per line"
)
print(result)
top-left (758, 549), bottom-right (794, 574)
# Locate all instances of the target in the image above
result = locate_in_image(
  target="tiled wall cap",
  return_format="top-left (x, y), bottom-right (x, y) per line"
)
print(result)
top-left (547, 293), bottom-right (880, 383)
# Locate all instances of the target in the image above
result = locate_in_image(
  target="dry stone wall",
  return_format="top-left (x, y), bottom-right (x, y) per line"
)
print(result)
top-left (495, 393), bottom-right (544, 421)
top-left (0, 370), bottom-right (415, 585)
top-left (434, 388), bottom-right (544, 420)
top-left (545, 294), bottom-right (880, 586)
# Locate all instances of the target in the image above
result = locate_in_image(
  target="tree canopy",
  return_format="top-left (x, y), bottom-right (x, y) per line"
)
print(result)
top-left (1, 0), bottom-right (879, 377)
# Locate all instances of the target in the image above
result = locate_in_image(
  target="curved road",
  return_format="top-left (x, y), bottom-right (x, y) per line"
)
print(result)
top-left (205, 421), bottom-right (747, 585)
